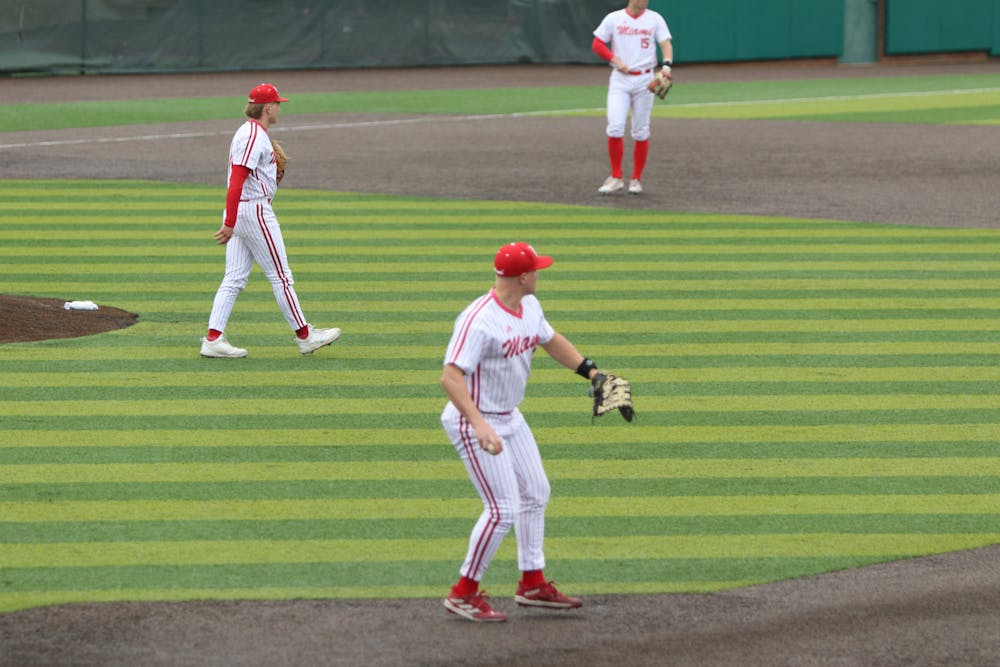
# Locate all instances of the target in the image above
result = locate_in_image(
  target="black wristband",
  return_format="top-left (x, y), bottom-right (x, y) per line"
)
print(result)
top-left (660, 59), bottom-right (672, 68)
top-left (576, 358), bottom-right (597, 379)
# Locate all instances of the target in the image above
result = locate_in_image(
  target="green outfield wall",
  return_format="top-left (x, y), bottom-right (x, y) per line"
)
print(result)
top-left (885, 0), bottom-right (1000, 55)
top-left (649, 0), bottom-right (845, 63)
top-left (0, 0), bottom-right (996, 75)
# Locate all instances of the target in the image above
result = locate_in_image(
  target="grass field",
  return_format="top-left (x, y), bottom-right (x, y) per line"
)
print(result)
top-left (3, 73), bottom-right (1000, 131)
top-left (1, 74), bottom-right (999, 613)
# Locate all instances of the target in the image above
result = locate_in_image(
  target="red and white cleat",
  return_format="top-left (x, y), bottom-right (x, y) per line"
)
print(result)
top-left (443, 590), bottom-right (508, 622)
top-left (514, 580), bottom-right (583, 609)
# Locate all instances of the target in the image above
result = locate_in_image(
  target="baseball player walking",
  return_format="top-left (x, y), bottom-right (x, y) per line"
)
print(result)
top-left (201, 83), bottom-right (340, 358)
top-left (441, 242), bottom-right (605, 622)
top-left (592, 0), bottom-right (673, 195)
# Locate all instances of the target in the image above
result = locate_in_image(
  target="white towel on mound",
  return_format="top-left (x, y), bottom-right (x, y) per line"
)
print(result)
top-left (64, 300), bottom-right (99, 311)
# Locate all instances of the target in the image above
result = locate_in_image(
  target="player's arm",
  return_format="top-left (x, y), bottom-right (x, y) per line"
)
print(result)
top-left (215, 165), bottom-right (251, 245)
top-left (441, 363), bottom-right (504, 454)
top-left (541, 332), bottom-right (599, 380)
top-left (659, 38), bottom-right (673, 71)
top-left (591, 35), bottom-right (629, 74)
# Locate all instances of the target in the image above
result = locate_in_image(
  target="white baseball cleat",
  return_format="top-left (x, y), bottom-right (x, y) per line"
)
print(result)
top-left (200, 336), bottom-right (248, 358)
top-left (598, 176), bottom-right (625, 195)
top-left (628, 179), bottom-right (643, 194)
top-left (297, 325), bottom-right (341, 354)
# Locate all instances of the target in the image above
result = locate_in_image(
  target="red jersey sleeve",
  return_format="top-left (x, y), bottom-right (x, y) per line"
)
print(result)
top-left (224, 165), bottom-right (252, 228)
top-left (592, 36), bottom-right (614, 62)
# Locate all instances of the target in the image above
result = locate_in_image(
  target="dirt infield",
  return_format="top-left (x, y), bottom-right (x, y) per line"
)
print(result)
top-left (1, 62), bottom-right (999, 666)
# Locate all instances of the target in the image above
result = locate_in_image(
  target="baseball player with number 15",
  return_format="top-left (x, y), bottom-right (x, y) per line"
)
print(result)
top-left (592, 0), bottom-right (673, 195)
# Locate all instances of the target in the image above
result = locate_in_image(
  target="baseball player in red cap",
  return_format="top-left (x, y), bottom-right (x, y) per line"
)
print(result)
top-left (201, 83), bottom-right (341, 358)
top-left (592, 0), bottom-right (673, 195)
top-left (440, 242), bottom-right (605, 622)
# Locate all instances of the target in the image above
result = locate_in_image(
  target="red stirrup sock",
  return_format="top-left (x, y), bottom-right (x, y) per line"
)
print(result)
top-left (295, 325), bottom-right (309, 340)
top-left (520, 569), bottom-right (546, 588)
top-left (452, 576), bottom-right (479, 596)
top-left (608, 137), bottom-right (624, 179)
top-left (632, 140), bottom-right (649, 180)
top-left (206, 329), bottom-right (223, 342)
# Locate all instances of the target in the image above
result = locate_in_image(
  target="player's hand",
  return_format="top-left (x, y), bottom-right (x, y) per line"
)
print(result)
top-left (611, 56), bottom-right (629, 74)
top-left (474, 424), bottom-right (503, 456)
top-left (214, 225), bottom-right (234, 245)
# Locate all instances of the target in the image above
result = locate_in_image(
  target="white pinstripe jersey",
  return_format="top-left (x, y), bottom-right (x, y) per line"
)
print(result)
top-left (228, 119), bottom-right (278, 201)
top-left (444, 290), bottom-right (555, 414)
top-left (593, 8), bottom-right (671, 71)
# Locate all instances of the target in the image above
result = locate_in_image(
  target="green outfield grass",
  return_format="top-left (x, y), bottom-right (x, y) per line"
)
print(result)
top-left (3, 73), bottom-right (1000, 131)
top-left (1, 178), bottom-right (999, 613)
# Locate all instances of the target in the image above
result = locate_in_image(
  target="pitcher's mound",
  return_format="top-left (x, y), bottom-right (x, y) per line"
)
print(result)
top-left (0, 294), bottom-right (138, 343)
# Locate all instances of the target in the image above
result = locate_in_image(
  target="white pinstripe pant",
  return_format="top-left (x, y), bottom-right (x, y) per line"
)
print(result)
top-left (442, 404), bottom-right (551, 581)
top-left (208, 201), bottom-right (307, 333)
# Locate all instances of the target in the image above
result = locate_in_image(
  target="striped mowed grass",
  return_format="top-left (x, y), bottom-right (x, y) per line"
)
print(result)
top-left (1, 178), bottom-right (999, 613)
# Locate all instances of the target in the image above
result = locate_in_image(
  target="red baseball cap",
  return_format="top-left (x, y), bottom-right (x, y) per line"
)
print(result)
top-left (248, 83), bottom-right (289, 104)
top-left (494, 242), bottom-right (553, 277)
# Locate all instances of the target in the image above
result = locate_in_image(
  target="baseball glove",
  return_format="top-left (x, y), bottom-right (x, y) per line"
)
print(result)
top-left (590, 372), bottom-right (635, 422)
top-left (272, 139), bottom-right (288, 184)
top-left (647, 66), bottom-right (672, 100)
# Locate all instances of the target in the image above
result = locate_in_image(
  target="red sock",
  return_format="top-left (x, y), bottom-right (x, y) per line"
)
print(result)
top-left (608, 137), bottom-right (624, 179)
top-left (632, 139), bottom-right (649, 180)
top-left (206, 329), bottom-right (222, 342)
top-left (295, 325), bottom-right (309, 340)
top-left (520, 569), bottom-right (546, 588)
top-left (452, 576), bottom-right (478, 596)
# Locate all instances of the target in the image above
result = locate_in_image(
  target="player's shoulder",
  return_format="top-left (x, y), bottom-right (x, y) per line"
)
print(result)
top-left (639, 8), bottom-right (666, 21)
top-left (599, 7), bottom-right (626, 22)
top-left (521, 294), bottom-right (545, 315)
top-left (647, 9), bottom-right (669, 25)
top-left (232, 120), bottom-right (257, 143)
top-left (455, 291), bottom-right (495, 320)
top-left (235, 119), bottom-right (271, 141)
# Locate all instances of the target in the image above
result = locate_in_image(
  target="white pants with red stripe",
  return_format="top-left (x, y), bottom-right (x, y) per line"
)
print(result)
top-left (208, 200), bottom-right (307, 333)
top-left (442, 404), bottom-right (551, 582)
